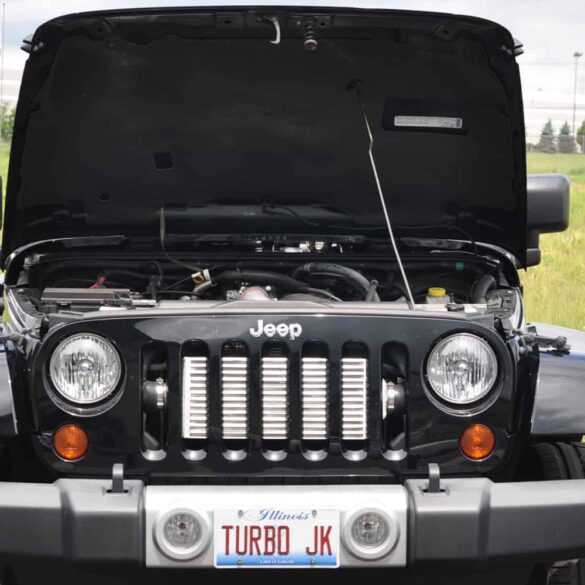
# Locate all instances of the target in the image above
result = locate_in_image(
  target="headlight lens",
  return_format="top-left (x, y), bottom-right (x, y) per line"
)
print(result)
top-left (427, 333), bottom-right (498, 404)
top-left (49, 333), bottom-right (122, 404)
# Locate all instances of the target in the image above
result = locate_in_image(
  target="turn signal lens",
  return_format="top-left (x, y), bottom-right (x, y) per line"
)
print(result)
top-left (460, 423), bottom-right (495, 460)
top-left (53, 424), bottom-right (89, 461)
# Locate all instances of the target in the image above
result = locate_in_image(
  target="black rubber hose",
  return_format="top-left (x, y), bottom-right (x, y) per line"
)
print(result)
top-left (192, 270), bottom-right (314, 296)
top-left (292, 262), bottom-right (380, 301)
top-left (296, 271), bottom-right (369, 299)
top-left (470, 274), bottom-right (497, 303)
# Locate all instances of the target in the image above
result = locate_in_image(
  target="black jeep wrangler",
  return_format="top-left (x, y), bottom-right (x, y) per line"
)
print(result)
top-left (0, 4), bottom-right (583, 584)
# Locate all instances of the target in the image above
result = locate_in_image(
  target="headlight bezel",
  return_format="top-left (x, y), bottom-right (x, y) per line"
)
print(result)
top-left (45, 332), bottom-right (125, 416)
top-left (423, 331), bottom-right (501, 412)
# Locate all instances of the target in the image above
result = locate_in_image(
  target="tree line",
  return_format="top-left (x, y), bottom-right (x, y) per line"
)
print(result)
top-left (534, 119), bottom-right (585, 154)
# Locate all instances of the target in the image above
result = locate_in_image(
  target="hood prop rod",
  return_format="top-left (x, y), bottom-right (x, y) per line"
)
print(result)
top-left (347, 79), bottom-right (415, 309)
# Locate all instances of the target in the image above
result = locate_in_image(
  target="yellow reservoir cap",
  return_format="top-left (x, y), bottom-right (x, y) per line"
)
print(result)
top-left (428, 287), bottom-right (447, 298)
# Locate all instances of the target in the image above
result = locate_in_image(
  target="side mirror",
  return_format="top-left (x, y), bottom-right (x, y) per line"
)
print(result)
top-left (526, 174), bottom-right (570, 267)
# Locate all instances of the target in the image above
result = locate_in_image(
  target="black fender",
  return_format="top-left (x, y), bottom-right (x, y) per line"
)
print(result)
top-left (531, 323), bottom-right (585, 436)
top-left (0, 343), bottom-right (18, 437)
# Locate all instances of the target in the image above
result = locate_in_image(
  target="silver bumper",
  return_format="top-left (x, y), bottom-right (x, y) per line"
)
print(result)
top-left (145, 484), bottom-right (408, 568)
top-left (1, 477), bottom-right (585, 566)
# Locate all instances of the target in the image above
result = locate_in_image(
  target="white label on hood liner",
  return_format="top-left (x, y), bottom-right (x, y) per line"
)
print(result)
top-left (394, 115), bottom-right (463, 129)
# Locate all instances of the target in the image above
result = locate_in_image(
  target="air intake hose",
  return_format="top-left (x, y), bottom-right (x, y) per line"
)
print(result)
top-left (293, 262), bottom-right (380, 301)
top-left (470, 274), bottom-right (497, 303)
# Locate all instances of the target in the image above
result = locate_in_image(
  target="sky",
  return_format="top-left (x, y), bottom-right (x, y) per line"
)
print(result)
top-left (0, 0), bottom-right (583, 139)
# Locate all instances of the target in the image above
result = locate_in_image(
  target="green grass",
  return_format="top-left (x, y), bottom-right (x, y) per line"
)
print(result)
top-left (524, 153), bottom-right (585, 331)
top-left (0, 142), bottom-right (582, 329)
top-left (0, 141), bottom-right (9, 241)
top-left (0, 141), bottom-right (9, 191)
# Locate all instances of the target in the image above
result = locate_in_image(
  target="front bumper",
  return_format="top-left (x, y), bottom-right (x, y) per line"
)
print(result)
top-left (1, 477), bottom-right (585, 566)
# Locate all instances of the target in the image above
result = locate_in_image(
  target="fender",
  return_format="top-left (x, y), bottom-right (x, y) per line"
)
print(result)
top-left (0, 344), bottom-right (17, 436)
top-left (531, 323), bottom-right (585, 436)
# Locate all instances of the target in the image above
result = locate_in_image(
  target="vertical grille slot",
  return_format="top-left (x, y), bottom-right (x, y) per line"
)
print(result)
top-left (301, 350), bottom-right (329, 441)
top-left (262, 354), bottom-right (289, 440)
top-left (181, 356), bottom-right (209, 440)
top-left (341, 357), bottom-right (368, 440)
top-left (221, 342), bottom-right (249, 441)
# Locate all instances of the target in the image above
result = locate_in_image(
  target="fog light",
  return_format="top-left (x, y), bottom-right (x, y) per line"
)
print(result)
top-left (343, 508), bottom-right (398, 560)
top-left (52, 423), bottom-right (89, 461)
top-left (352, 512), bottom-right (388, 548)
top-left (165, 513), bottom-right (200, 548)
top-left (154, 508), bottom-right (209, 560)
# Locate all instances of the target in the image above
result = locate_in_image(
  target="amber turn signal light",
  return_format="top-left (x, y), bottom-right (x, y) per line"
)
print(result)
top-left (459, 423), bottom-right (495, 460)
top-left (53, 423), bottom-right (89, 461)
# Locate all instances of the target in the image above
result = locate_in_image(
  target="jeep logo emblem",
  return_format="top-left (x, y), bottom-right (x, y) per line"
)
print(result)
top-left (249, 319), bottom-right (302, 340)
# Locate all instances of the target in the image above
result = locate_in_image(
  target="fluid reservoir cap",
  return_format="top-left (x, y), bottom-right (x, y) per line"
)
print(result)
top-left (427, 287), bottom-right (447, 298)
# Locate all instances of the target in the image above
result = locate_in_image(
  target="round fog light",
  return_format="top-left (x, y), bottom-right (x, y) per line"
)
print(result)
top-left (154, 508), bottom-right (209, 561)
top-left (343, 508), bottom-right (399, 560)
top-left (352, 512), bottom-right (388, 548)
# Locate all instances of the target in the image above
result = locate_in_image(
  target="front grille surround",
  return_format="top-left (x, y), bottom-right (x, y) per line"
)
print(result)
top-left (35, 311), bottom-right (514, 479)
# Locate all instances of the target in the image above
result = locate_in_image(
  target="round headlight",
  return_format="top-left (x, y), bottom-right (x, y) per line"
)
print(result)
top-left (49, 333), bottom-right (122, 405)
top-left (427, 333), bottom-right (498, 404)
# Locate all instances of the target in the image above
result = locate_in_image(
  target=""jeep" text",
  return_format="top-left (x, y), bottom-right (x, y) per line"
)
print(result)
top-left (249, 319), bottom-right (302, 340)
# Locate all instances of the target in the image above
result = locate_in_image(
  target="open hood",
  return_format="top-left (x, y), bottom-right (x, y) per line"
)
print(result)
top-left (3, 5), bottom-right (527, 264)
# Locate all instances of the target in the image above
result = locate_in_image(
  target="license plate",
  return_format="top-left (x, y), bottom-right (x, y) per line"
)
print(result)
top-left (214, 508), bottom-right (339, 568)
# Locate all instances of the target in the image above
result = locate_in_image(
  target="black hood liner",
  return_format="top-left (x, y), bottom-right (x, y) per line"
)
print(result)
top-left (3, 6), bottom-right (527, 264)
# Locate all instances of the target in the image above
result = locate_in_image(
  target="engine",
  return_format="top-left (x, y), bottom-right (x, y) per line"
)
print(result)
top-left (15, 257), bottom-right (513, 317)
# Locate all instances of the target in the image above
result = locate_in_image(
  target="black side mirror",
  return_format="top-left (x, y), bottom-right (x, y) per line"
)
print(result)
top-left (526, 174), bottom-right (570, 267)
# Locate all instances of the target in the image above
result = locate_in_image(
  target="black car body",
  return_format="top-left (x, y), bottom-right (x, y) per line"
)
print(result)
top-left (0, 4), bottom-right (584, 583)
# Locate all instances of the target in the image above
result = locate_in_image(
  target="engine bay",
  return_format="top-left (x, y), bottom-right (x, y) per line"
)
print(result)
top-left (5, 238), bottom-right (521, 333)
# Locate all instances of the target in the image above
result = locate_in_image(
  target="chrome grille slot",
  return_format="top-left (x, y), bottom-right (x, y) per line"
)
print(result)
top-left (221, 356), bottom-right (249, 440)
top-left (341, 357), bottom-right (368, 440)
top-left (181, 356), bottom-right (209, 439)
top-left (179, 337), bottom-right (378, 459)
top-left (262, 356), bottom-right (289, 440)
top-left (301, 357), bottom-right (329, 440)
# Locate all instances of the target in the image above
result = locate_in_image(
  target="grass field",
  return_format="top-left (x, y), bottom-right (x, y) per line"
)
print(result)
top-left (524, 153), bottom-right (585, 330)
top-left (0, 142), bottom-right (8, 190)
top-left (0, 142), bottom-right (582, 329)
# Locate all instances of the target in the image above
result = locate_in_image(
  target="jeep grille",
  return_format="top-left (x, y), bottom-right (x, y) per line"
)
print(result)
top-left (181, 353), bottom-right (369, 444)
